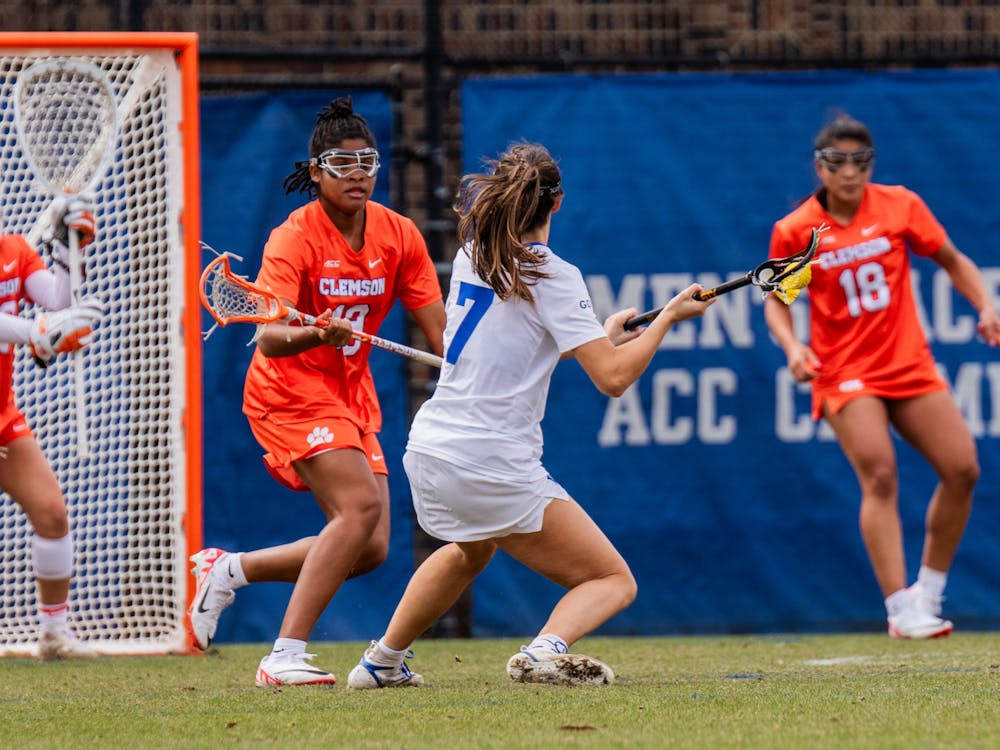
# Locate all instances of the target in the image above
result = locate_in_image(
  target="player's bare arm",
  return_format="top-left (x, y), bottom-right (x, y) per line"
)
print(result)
top-left (410, 300), bottom-right (446, 356)
top-left (931, 239), bottom-right (1000, 346)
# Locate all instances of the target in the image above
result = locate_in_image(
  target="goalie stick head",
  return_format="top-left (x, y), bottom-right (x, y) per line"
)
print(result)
top-left (13, 59), bottom-right (118, 197)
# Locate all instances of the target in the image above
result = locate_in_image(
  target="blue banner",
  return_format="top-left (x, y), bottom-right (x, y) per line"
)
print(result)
top-left (461, 70), bottom-right (1000, 635)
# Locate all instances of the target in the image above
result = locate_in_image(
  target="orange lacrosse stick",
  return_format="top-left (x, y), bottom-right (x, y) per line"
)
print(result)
top-left (199, 247), bottom-right (443, 368)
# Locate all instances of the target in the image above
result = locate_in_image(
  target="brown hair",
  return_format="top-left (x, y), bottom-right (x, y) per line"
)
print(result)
top-left (813, 113), bottom-right (874, 151)
top-left (453, 142), bottom-right (563, 302)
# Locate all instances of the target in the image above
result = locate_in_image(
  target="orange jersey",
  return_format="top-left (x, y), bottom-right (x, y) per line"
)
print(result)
top-left (0, 235), bottom-right (46, 411)
top-left (770, 184), bottom-right (948, 417)
top-left (243, 200), bottom-right (441, 433)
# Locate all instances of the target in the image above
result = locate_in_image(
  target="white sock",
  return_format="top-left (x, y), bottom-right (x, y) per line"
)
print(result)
top-left (885, 588), bottom-right (910, 618)
top-left (528, 633), bottom-right (568, 655)
top-left (917, 566), bottom-right (947, 599)
top-left (221, 552), bottom-right (249, 589)
top-left (271, 637), bottom-right (306, 657)
top-left (372, 637), bottom-right (408, 666)
top-left (38, 601), bottom-right (69, 632)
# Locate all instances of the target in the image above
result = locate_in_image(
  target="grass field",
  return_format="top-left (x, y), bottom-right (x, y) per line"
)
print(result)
top-left (3, 632), bottom-right (999, 749)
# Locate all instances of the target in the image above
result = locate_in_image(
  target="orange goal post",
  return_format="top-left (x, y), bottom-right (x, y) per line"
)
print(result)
top-left (0, 33), bottom-right (202, 656)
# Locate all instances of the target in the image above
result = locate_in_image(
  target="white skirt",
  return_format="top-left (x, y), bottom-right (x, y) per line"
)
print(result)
top-left (403, 450), bottom-right (569, 542)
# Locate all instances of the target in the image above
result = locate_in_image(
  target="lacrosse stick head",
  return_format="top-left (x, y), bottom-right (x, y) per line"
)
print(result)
top-left (13, 60), bottom-right (118, 197)
top-left (751, 226), bottom-right (823, 305)
top-left (199, 253), bottom-right (286, 331)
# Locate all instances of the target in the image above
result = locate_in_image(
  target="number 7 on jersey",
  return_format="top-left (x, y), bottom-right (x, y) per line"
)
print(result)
top-left (445, 282), bottom-right (494, 364)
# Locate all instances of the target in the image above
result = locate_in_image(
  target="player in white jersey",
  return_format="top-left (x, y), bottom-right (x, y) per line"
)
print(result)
top-left (347, 142), bottom-right (714, 688)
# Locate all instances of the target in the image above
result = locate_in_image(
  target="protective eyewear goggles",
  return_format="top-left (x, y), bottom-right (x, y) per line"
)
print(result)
top-left (814, 147), bottom-right (875, 172)
top-left (310, 147), bottom-right (381, 178)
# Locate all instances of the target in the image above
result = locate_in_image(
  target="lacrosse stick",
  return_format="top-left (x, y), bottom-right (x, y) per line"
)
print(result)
top-left (199, 246), bottom-right (444, 368)
top-left (624, 226), bottom-right (823, 331)
top-left (13, 59), bottom-right (118, 458)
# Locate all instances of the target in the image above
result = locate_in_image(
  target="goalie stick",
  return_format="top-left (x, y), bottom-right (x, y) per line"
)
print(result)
top-left (199, 246), bottom-right (444, 368)
top-left (13, 59), bottom-right (119, 458)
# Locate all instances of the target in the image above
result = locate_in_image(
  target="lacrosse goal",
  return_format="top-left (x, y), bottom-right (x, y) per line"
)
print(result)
top-left (0, 33), bottom-right (202, 656)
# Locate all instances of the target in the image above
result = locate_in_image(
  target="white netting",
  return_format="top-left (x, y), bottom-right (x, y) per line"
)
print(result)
top-left (201, 255), bottom-right (279, 327)
top-left (13, 60), bottom-right (117, 196)
top-left (0, 48), bottom-right (189, 656)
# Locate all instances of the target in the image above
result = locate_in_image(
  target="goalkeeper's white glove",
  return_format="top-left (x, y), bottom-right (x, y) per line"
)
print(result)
top-left (42, 195), bottom-right (96, 274)
top-left (28, 296), bottom-right (105, 369)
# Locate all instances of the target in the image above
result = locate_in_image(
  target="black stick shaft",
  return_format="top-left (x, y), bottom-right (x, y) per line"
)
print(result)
top-left (623, 274), bottom-right (752, 331)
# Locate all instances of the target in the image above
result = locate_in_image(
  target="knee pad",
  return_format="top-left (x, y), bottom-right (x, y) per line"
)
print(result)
top-left (32, 532), bottom-right (74, 580)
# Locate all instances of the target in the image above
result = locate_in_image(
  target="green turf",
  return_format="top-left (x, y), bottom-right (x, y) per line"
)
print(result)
top-left (2, 633), bottom-right (999, 749)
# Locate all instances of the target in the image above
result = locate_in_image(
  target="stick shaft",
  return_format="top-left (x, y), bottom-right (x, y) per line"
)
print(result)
top-left (69, 227), bottom-right (90, 458)
top-left (623, 274), bottom-right (752, 331)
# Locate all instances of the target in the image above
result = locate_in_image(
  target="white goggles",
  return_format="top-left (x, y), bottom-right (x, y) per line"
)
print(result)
top-left (311, 147), bottom-right (381, 178)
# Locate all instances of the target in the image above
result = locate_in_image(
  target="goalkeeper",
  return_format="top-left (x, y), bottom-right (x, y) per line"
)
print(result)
top-left (0, 196), bottom-right (105, 660)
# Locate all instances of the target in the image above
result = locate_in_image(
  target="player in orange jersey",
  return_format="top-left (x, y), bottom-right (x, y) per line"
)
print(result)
top-left (765, 113), bottom-right (1000, 640)
top-left (188, 98), bottom-right (445, 685)
top-left (0, 196), bottom-right (104, 660)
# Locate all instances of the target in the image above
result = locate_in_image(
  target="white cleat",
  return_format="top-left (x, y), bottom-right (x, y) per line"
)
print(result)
top-left (888, 607), bottom-right (953, 640)
top-left (187, 547), bottom-right (236, 650)
top-left (347, 640), bottom-right (424, 689)
top-left (38, 626), bottom-right (98, 661)
top-left (255, 651), bottom-right (336, 687)
top-left (506, 647), bottom-right (615, 686)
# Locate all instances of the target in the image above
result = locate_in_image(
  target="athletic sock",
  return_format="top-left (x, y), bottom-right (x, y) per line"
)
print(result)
top-left (271, 637), bottom-right (306, 658)
top-left (885, 588), bottom-right (910, 618)
top-left (371, 637), bottom-right (409, 666)
top-left (221, 552), bottom-right (249, 589)
top-left (527, 633), bottom-right (568, 655)
top-left (916, 565), bottom-right (947, 600)
top-left (38, 601), bottom-right (69, 633)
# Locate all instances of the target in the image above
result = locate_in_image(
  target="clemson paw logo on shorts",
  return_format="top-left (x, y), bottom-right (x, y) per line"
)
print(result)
top-left (307, 426), bottom-right (334, 447)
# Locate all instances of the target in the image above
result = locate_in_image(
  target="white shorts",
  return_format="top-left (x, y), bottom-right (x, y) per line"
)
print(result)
top-left (403, 450), bottom-right (569, 542)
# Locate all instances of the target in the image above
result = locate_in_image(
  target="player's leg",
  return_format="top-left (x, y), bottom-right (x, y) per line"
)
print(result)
top-left (822, 396), bottom-right (904, 596)
top-left (255, 446), bottom-right (382, 687)
top-left (496, 497), bottom-right (634, 685)
top-left (825, 395), bottom-right (952, 639)
top-left (345, 434), bottom-right (392, 577)
top-left (347, 539), bottom-right (495, 689)
top-left (203, 465), bottom-right (387, 588)
top-left (499, 497), bottom-right (636, 642)
top-left (190, 424), bottom-right (390, 652)
top-left (245, 436), bottom-right (392, 583)
top-left (888, 390), bottom-right (978, 619)
top-left (0, 434), bottom-right (95, 660)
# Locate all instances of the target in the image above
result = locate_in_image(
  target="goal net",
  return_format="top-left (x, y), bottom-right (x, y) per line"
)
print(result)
top-left (0, 33), bottom-right (202, 656)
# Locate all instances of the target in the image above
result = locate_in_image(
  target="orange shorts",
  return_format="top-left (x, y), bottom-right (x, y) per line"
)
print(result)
top-left (247, 413), bottom-right (387, 492)
top-left (0, 401), bottom-right (33, 446)
top-left (812, 361), bottom-right (948, 420)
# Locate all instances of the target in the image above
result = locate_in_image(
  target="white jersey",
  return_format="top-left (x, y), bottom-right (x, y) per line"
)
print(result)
top-left (407, 242), bottom-right (606, 481)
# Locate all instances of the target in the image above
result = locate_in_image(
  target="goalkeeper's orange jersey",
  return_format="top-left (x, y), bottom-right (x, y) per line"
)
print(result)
top-left (243, 200), bottom-right (441, 433)
top-left (769, 183), bottom-right (949, 418)
top-left (0, 235), bottom-right (45, 411)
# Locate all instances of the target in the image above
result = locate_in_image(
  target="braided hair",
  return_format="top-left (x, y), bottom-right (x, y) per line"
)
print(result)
top-left (283, 97), bottom-right (378, 197)
top-left (454, 142), bottom-right (563, 303)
